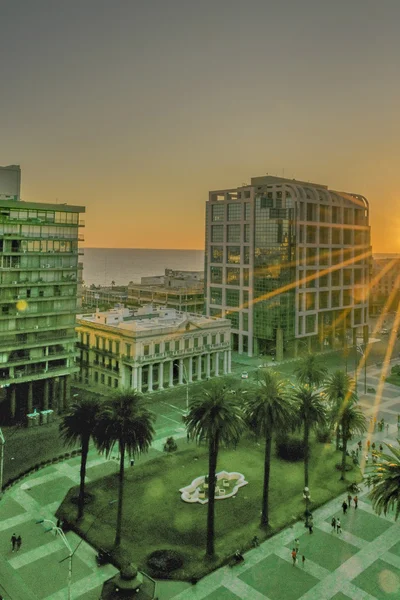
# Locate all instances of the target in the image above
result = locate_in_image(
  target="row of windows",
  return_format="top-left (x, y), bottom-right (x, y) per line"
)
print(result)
top-left (210, 266), bottom-right (250, 286)
top-left (209, 287), bottom-right (250, 308)
top-left (297, 307), bottom-right (366, 336)
top-left (4, 209), bottom-right (80, 224)
top-left (212, 203), bottom-right (252, 222)
top-left (142, 333), bottom-right (226, 356)
top-left (211, 224), bottom-right (251, 243)
top-left (298, 289), bottom-right (366, 312)
top-left (299, 203), bottom-right (367, 225)
top-left (298, 225), bottom-right (368, 246)
top-left (298, 268), bottom-right (368, 289)
top-left (210, 245), bottom-right (250, 264)
top-left (93, 371), bottom-right (119, 388)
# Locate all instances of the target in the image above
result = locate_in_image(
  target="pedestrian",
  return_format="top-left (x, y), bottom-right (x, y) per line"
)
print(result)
top-left (342, 499), bottom-right (348, 514)
top-left (308, 517), bottom-right (314, 534)
top-left (379, 444), bottom-right (383, 453)
top-left (295, 538), bottom-right (299, 553)
top-left (386, 423), bottom-right (389, 434)
top-left (11, 533), bottom-right (17, 552)
top-left (358, 440), bottom-right (362, 451)
top-left (354, 495), bottom-right (358, 509)
top-left (302, 555), bottom-right (306, 567)
top-left (331, 516), bottom-right (336, 531)
top-left (367, 440), bottom-right (371, 452)
top-left (291, 548), bottom-right (297, 566)
top-left (365, 454), bottom-right (369, 465)
top-left (252, 535), bottom-right (259, 548)
top-left (372, 442), bottom-right (376, 452)
top-left (373, 453), bottom-right (377, 464)
top-left (186, 432), bottom-right (190, 443)
top-left (347, 493), bottom-right (352, 507)
top-left (336, 518), bottom-right (342, 534)
top-left (16, 536), bottom-right (21, 551)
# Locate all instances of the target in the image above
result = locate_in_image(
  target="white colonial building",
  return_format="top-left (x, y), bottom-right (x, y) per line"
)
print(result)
top-left (76, 305), bottom-right (231, 393)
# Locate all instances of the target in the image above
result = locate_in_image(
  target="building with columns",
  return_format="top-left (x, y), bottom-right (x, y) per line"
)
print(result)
top-left (0, 166), bottom-right (85, 422)
top-left (76, 305), bottom-right (231, 393)
top-left (205, 175), bottom-right (370, 359)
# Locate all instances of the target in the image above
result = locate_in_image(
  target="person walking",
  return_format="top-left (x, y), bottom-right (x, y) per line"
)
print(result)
top-left (367, 440), bottom-right (371, 452)
top-left (331, 516), bottom-right (336, 532)
top-left (291, 548), bottom-right (297, 566)
top-left (16, 536), bottom-right (22, 551)
top-left (308, 516), bottom-right (314, 534)
top-left (302, 555), bottom-right (306, 567)
top-left (295, 538), bottom-right (300, 553)
top-left (358, 440), bottom-right (362, 452)
top-left (252, 535), bottom-right (259, 548)
top-left (347, 493), bottom-right (352, 507)
top-left (10, 533), bottom-right (17, 552)
top-left (379, 444), bottom-right (383, 453)
top-left (354, 495), bottom-right (358, 509)
top-left (372, 442), bottom-right (376, 452)
top-left (342, 499), bottom-right (348, 514)
top-left (336, 518), bottom-right (342, 534)
top-left (386, 423), bottom-right (389, 434)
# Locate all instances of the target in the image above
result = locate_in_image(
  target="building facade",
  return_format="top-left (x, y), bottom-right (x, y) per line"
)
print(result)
top-left (370, 255), bottom-right (400, 316)
top-left (0, 182), bottom-right (85, 421)
top-left (0, 165), bottom-right (21, 201)
top-left (76, 305), bottom-right (231, 393)
top-left (128, 269), bottom-right (204, 313)
top-left (205, 176), bottom-right (370, 358)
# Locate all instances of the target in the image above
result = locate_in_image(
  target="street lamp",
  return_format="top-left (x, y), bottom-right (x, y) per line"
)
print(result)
top-left (36, 519), bottom-right (72, 600)
top-left (303, 486), bottom-right (311, 527)
top-left (182, 363), bottom-right (189, 415)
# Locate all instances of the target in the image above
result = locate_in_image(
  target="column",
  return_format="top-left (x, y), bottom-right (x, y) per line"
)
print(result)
top-left (158, 362), bottom-right (164, 390)
top-left (206, 354), bottom-right (211, 379)
top-left (64, 375), bottom-right (71, 411)
top-left (215, 352), bottom-right (219, 376)
top-left (51, 379), bottom-right (58, 411)
top-left (197, 355), bottom-right (202, 380)
top-left (169, 361), bottom-right (174, 387)
top-left (43, 380), bottom-right (49, 410)
top-left (27, 382), bottom-right (33, 414)
top-left (188, 357), bottom-right (193, 383)
top-left (10, 386), bottom-right (16, 420)
top-left (132, 367), bottom-right (138, 391)
top-left (228, 349), bottom-right (232, 373)
top-left (178, 359), bottom-right (184, 385)
top-left (137, 367), bottom-right (143, 393)
top-left (148, 364), bottom-right (153, 392)
top-left (223, 351), bottom-right (228, 375)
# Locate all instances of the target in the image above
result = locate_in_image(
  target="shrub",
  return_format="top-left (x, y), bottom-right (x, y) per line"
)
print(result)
top-left (147, 549), bottom-right (184, 577)
top-left (391, 365), bottom-right (400, 376)
top-left (163, 437), bottom-right (178, 453)
top-left (316, 427), bottom-right (332, 443)
top-left (276, 435), bottom-right (305, 461)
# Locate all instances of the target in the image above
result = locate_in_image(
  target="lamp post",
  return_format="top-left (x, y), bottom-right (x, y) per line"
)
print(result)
top-left (182, 363), bottom-right (189, 415)
top-left (0, 428), bottom-right (4, 496)
top-left (36, 519), bottom-right (72, 600)
top-left (303, 486), bottom-right (311, 528)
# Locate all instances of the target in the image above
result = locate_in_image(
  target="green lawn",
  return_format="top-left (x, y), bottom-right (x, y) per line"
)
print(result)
top-left (58, 436), bottom-right (361, 581)
top-left (385, 374), bottom-right (400, 387)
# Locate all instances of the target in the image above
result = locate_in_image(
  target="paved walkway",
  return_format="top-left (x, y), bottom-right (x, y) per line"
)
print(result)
top-left (0, 366), bottom-right (399, 600)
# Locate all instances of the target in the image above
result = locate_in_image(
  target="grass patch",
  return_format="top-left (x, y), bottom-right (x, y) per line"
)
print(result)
top-left (58, 436), bottom-right (361, 582)
top-left (385, 374), bottom-right (400, 387)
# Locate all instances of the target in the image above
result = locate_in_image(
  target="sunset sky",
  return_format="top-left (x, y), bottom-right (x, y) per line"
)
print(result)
top-left (0, 0), bottom-right (399, 251)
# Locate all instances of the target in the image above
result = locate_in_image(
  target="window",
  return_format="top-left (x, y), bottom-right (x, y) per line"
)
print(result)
top-left (210, 287), bottom-right (222, 305)
top-left (227, 246), bottom-right (241, 264)
top-left (227, 224), bottom-right (241, 243)
top-left (319, 291), bottom-right (329, 309)
top-left (319, 274), bottom-right (329, 287)
top-left (319, 227), bottom-right (330, 244)
top-left (211, 225), bottom-right (224, 242)
top-left (185, 338), bottom-right (190, 349)
top-left (243, 268), bottom-right (249, 286)
top-left (260, 196), bottom-right (273, 209)
top-left (306, 247), bottom-right (317, 266)
top-left (155, 343), bottom-right (160, 354)
top-left (343, 229), bottom-right (353, 245)
top-left (305, 292), bottom-right (316, 310)
top-left (228, 203), bottom-right (241, 221)
top-left (108, 340), bottom-right (113, 352)
top-left (212, 334), bottom-right (216, 345)
top-left (306, 226), bottom-right (317, 244)
top-left (211, 246), bottom-right (223, 263)
top-left (332, 290), bottom-right (340, 307)
top-left (101, 374), bottom-right (105, 384)
top-left (331, 270), bottom-right (341, 286)
top-left (243, 246), bottom-right (250, 264)
top-left (194, 337), bottom-right (198, 348)
top-left (244, 203), bottom-right (251, 220)
top-left (243, 312), bottom-right (249, 331)
top-left (226, 311), bottom-right (239, 329)
top-left (175, 340), bottom-right (180, 351)
top-left (332, 228), bottom-right (341, 244)
top-left (306, 203), bottom-right (316, 221)
top-left (114, 379), bottom-right (118, 388)
top-left (226, 267), bottom-right (240, 286)
top-left (203, 335), bottom-right (208, 346)
top-left (243, 290), bottom-right (249, 307)
top-left (212, 204), bottom-right (225, 221)
top-left (226, 289), bottom-right (240, 307)
top-left (244, 224), bottom-right (250, 243)
top-left (210, 266), bottom-right (223, 284)
top-left (94, 372), bottom-right (98, 383)
top-left (306, 314), bottom-right (316, 333)
top-left (143, 345), bottom-right (150, 356)
top-left (165, 342), bottom-right (170, 352)
top-left (125, 343), bottom-right (131, 357)
top-left (108, 377), bottom-right (112, 387)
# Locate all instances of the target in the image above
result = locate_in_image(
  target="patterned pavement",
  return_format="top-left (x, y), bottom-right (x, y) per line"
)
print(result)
top-left (0, 363), bottom-right (399, 600)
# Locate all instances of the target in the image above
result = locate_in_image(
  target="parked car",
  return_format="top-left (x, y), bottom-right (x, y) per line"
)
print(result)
top-left (241, 372), bottom-right (249, 379)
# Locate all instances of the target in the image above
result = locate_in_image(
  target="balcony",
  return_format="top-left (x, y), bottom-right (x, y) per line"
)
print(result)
top-left (3, 349), bottom-right (77, 368)
top-left (1, 363), bottom-right (79, 385)
top-left (92, 346), bottom-right (115, 357)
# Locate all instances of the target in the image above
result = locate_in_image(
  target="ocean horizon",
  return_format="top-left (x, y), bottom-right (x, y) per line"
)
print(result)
top-left (81, 247), bottom-right (205, 287)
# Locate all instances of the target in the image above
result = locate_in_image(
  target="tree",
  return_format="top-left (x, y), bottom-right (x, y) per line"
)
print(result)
top-left (59, 395), bottom-right (101, 520)
top-left (245, 370), bottom-right (296, 527)
top-left (323, 370), bottom-right (356, 450)
top-left (369, 441), bottom-right (400, 519)
top-left (295, 353), bottom-right (328, 389)
top-left (185, 383), bottom-right (245, 558)
top-left (111, 280), bottom-right (115, 289)
top-left (338, 398), bottom-right (367, 480)
top-left (291, 385), bottom-right (326, 488)
top-left (95, 392), bottom-right (155, 546)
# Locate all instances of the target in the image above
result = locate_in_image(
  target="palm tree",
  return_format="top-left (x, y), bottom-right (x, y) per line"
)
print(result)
top-left (95, 392), bottom-right (155, 546)
top-left (323, 370), bottom-right (356, 450)
top-left (369, 441), bottom-right (400, 519)
top-left (59, 395), bottom-right (101, 520)
top-left (185, 383), bottom-right (245, 558)
top-left (291, 385), bottom-right (326, 488)
top-left (338, 398), bottom-right (367, 480)
top-left (245, 370), bottom-right (296, 527)
top-left (295, 353), bottom-right (328, 389)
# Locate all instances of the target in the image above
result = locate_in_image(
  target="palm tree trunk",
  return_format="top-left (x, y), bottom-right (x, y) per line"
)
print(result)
top-left (261, 427), bottom-right (272, 527)
top-left (341, 424), bottom-right (347, 481)
top-left (336, 427), bottom-right (340, 452)
top-left (304, 418), bottom-right (310, 488)
top-left (115, 442), bottom-right (125, 547)
top-left (206, 434), bottom-right (219, 558)
top-left (78, 435), bottom-right (89, 520)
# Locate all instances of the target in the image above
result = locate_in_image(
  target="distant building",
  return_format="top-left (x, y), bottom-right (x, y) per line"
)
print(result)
top-left (0, 165), bottom-right (21, 200)
top-left (370, 255), bottom-right (400, 316)
top-left (0, 168), bottom-right (85, 421)
top-left (205, 175), bottom-right (370, 358)
top-left (76, 304), bottom-right (231, 393)
top-left (128, 268), bottom-right (204, 313)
